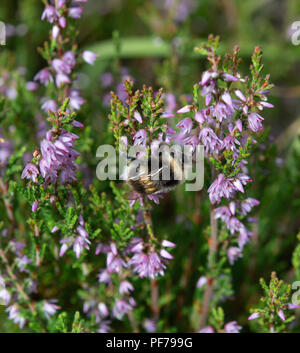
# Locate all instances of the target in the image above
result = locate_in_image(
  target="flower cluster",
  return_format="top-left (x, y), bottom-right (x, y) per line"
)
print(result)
top-left (174, 37), bottom-right (273, 264)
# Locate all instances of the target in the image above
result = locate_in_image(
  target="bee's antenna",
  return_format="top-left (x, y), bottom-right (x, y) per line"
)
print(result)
top-left (162, 132), bottom-right (167, 142)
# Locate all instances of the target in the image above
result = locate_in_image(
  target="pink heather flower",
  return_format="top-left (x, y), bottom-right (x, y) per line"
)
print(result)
top-left (34, 68), bottom-right (53, 85)
top-left (226, 217), bottom-right (244, 235)
top-left (215, 206), bottom-right (232, 222)
top-left (133, 129), bottom-right (147, 147)
top-left (69, 90), bottom-right (85, 110)
top-left (147, 193), bottom-right (164, 204)
top-left (41, 99), bottom-right (57, 112)
top-left (238, 228), bottom-right (252, 249)
top-left (68, 7), bottom-right (83, 19)
top-left (32, 201), bottom-right (38, 213)
top-left (221, 91), bottom-right (235, 112)
top-left (235, 119), bottom-right (243, 132)
top-left (63, 51), bottom-right (76, 68)
top-left (208, 174), bottom-right (235, 204)
top-left (97, 269), bottom-right (112, 284)
top-left (41, 5), bottom-right (59, 23)
top-left (52, 25), bottom-right (59, 40)
top-left (56, 73), bottom-right (71, 87)
top-left (211, 102), bottom-right (232, 122)
top-left (227, 247), bottom-right (242, 265)
top-left (176, 118), bottom-right (193, 134)
top-left (106, 249), bottom-right (126, 273)
top-left (233, 173), bottom-right (251, 193)
top-left (224, 321), bottom-right (242, 333)
top-left (195, 111), bottom-right (206, 124)
top-left (248, 112), bottom-right (264, 132)
top-left (240, 198), bottom-right (260, 215)
top-left (200, 70), bottom-right (217, 86)
top-left (165, 93), bottom-right (176, 113)
top-left (6, 305), bottom-right (26, 328)
top-left (278, 310), bottom-right (285, 321)
top-left (82, 50), bottom-right (98, 65)
top-left (51, 226), bottom-right (59, 233)
top-left (26, 81), bottom-right (39, 91)
top-left (229, 201), bottom-right (236, 215)
top-left (235, 89), bottom-right (246, 102)
top-left (144, 319), bottom-right (157, 333)
top-left (248, 312), bottom-right (260, 320)
top-left (98, 320), bottom-right (111, 333)
top-left (21, 163), bottom-right (39, 183)
top-left (196, 276), bottom-right (207, 288)
top-left (112, 298), bottom-right (135, 320)
top-left (59, 16), bottom-right (66, 28)
top-left (129, 247), bottom-right (167, 279)
top-left (98, 303), bottom-right (109, 317)
top-left (17, 255), bottom-right (32, 272)
top-left (0, 288), bottom-right (11, 305)
top-left (160, 249), bottom-right (173, 260)
top-left (199, 326), bottom-right (215, 333)
top-left (119, 281), bottom-right (134, 294)
top-left (56, 0), bottom-right (66, 9)
top-left (222, 135), bottom-right (240, 152)
top-left (222, 73), bottom-right (238, 82)
top-left (73, 225), bottom-right (90, 258)
top-left (52, 58), bottom-right (72, 74)
top-left (199, 127), bottom-right (222, 154)
top-left (177, 105), bottom-right (193, 114)
top-left (133, 111), bottom-right (143, 123)
top-left (288, 304), bottom-right (300, 309)
top-left (43, 300), bottom-right (60, 320)
top-left (162, 240), bottom-right (176, 248)
top-left (260, 101), bottom-right (274, 109)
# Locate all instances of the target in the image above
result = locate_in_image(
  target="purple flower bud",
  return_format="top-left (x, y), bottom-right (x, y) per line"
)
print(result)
top-left (68, 7), bottom-right (83, 19)
top-left (248, 312), bottom-right (260, 320)
top-left (52, 25), bottom-right (59, 40)
top-left (82, 50), bottom-right (98, 65)
top-left (160, 249), bottom-right (173, 260)
top-left (235, 89), bottom-right (246, 102)
top-left (162, 240), bottom-right (176, 248)
top-left (176, 118), bottom-right (193, 134)
top-left (21, 163), bottom-right (39, 183)
top-left (278, 310), bottom-right (285, 321)
top-left (133, 111), bottom-right (143, 123)
top-left (98, 303), bottom-right (109, 317)
top-left (199, 326), bottom-right (214, 333)
top-left (222, 73), bottom-right (238, 82)
top-left (119, 280), bottom-right (134, 294)
top-left (196, 276), bottom-right (207, 288)
top-left (224, 321), bottom-right (242, 333)
top-left (227, 247), bottom-right (242, 265)
top-left (34, 68), bottom-right (53, 85)
top-left (32, 201), bottom-right (38, 212)
top-left (177, 105), bottom-right (193, 114)
top-left (51, 226), bottom-right (59, 233)
top-left (41, 5), bottom-right (59, 23)
top-left (248, 112), bottom-right (264, 132)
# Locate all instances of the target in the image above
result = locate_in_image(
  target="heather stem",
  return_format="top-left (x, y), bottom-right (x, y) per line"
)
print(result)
top-left (0, 249), bottom-right (36, 315)
top-left (142, 207), bottom-right (159, 325)
top-left (198, 165), bottom-right (218, 330)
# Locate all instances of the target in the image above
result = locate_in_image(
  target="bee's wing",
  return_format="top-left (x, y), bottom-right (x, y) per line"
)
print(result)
top-left (128, 166), bottom-right (164, 181)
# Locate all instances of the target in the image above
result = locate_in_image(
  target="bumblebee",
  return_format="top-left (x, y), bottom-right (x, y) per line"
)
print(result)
top-left (125, 142), bottom-right (185, 196)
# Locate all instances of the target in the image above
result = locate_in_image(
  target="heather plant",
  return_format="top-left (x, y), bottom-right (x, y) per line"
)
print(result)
top-left (0, 0), bottom-right (300, 334)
